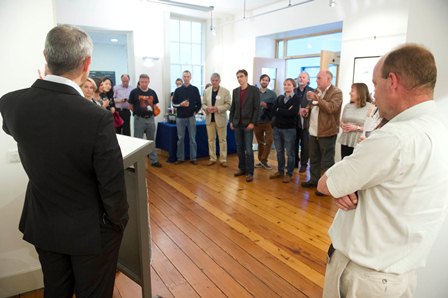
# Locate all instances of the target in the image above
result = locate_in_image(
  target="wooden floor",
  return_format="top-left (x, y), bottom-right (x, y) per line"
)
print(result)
top-left (13, 150), bottom-right (339, 298)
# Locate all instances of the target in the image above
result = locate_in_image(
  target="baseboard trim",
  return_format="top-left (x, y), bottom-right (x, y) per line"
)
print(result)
top-left (0, 269), bottom-right (43, 298)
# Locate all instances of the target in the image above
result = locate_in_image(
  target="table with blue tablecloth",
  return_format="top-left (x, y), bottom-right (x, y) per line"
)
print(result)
top-left (155, 120), bottom-right (236, 162)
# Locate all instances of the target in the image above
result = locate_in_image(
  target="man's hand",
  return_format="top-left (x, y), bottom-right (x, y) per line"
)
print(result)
top-left (246, 123), bottom-right (254, 130)
top-left (334, 193), bottom-right (358, 211)
top-left (300, 108), bottom-right (308, 117)
top-left (230, 123), bottom-right (234, 130)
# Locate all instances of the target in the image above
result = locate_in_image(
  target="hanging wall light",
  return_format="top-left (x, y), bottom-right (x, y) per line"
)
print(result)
top-left (210, 9), bottom-right (216, 36)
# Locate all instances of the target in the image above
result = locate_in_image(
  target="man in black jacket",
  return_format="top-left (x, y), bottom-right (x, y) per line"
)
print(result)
top-left (0, 25), bottom-right (128, 298)
top-left (230, 69), bottom-right (260, 182)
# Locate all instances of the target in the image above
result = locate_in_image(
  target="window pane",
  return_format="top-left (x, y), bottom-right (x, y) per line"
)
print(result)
top-left (191, 44), bottom-right (201, 64)
top-left (180, 20), bottom-right (191, 43)
top-left (192, 65), bottom-right (202, 90)
top-left (191, 22), bottom-right (202, 44)
top-left (277, 41), bottom-right (284, 59)
top-left (171, 64), bottom-right (181, 91)
top-left (170, 42), bottom-right (180, 64)
top-left (286, 32), bottom-right (342, 56)
top-left (170, 19), bottom-right (179, 41)
top-left (180, 43), bottom-right (191, 64)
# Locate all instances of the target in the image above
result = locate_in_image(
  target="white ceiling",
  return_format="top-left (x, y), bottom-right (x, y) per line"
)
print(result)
top-left (85, 0), bottom-right (312, 46)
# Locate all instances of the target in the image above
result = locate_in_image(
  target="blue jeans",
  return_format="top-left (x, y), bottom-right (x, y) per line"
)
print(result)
top-left (273, 128), bottom-right (296, 176)
top-left (133, 116), bottom-right (158, 164)
top-left (234, 125), bottom-right (254, 175)
top-left (176, 116), bottom-right (197, 161)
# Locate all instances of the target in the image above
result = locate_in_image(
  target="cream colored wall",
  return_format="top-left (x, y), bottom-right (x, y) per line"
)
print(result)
top-left (0, 0), bottom-right (55, 296)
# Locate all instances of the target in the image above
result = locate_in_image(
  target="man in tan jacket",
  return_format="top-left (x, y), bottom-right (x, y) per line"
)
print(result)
top-left (301, 70), bottom-right (342, 196)
top-left (202, 73), bottom-right (232, 167)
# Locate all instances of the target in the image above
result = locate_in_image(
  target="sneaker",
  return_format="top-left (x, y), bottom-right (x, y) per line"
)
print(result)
top-left (255, 162), bottom-right (263, 168)
top-left (282, 175), bottom-right (292, 183)
top-left (207, 160), bottom-right (216, 166)
top-left (220, 162), bottom-right (227, 168)
top-left (151, 162), bottom-right (162, 168)
top-left (260, 161), bottom-right (272, 170)
top-left (269, 172), bottom-right (284, 179)
top-left (299, 165), bottom-right (307, 173)
top-left (245, 174), bottom-right (254, 182)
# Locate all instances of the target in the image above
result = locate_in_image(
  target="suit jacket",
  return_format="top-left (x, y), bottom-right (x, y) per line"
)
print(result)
top-left (230, 84), bottom-right (260, 127)
top-left (201, 86), bottom-right (231, 127)
top-left (308, 84), bottom-right (343, 137)
top-left (0, 79), bottom-right (128, 255)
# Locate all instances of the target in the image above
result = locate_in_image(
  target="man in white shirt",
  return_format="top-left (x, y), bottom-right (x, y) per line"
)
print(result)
top-left (318, 44), bottom-right (448, 298)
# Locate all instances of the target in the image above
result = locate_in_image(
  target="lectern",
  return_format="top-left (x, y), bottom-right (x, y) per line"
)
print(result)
top-left (116, 135), bottom-right (152, 298)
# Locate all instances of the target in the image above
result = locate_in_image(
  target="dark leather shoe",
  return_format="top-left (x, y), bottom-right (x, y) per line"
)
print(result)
top-left (315, 191), bottom-right (327, 197)
top-left (191, 160), bottom-right (198, 165)
top-left (301, 181), bottom-right (317, 188)
top-left (175, 160), bottom-right (184, 165)
top-left (245, 174), bottom-right (254, 182)
top-left (151, 162), bottom-right (162, 168)
top-left (234, 169), bottom-right (245, 177)
top-left (299, 165), bottom-right (307, 173)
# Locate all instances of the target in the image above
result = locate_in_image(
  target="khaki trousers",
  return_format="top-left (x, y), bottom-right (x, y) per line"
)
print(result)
top-left (206, 122), bottom-right (227, 162)
top-left (254, 122), bottom-right (273, 163)
top-left (323, 250), bottom-right (417, 298)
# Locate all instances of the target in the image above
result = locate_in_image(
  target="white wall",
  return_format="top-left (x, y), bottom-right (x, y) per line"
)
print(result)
top-left (0, 0), bottom-right (54, 296)
top-left (406, 0), bottom-right (448, 297)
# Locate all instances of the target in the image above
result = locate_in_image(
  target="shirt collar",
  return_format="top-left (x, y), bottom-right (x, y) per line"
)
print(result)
top-left (390, 100), bottom-right (436, 123)
top-left (44, 75), bottom-right (84, 97)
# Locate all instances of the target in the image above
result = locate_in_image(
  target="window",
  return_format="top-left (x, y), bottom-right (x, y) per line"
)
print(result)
top-left (277, 31), bottom-right (341, 87)
top-left (170, 17), bottom-right (204, 93)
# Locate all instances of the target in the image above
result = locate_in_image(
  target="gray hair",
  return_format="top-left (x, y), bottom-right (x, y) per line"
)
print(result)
top-left (44, 25), bottom-right (93, 75)
top-left (210, 73), bottom-right (221, 80)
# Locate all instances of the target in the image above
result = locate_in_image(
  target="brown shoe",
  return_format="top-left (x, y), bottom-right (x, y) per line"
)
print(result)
top-left (245, 174), bottom-right (254, 182)
top-left (207, 160), bottom-right (216, 166)
top-left (282, 175), bottom-right (292, 183)
top-left (234, 169), bottom-right (245, 177)
top-left (269, 172), bottom-right (283, 179)
top-left (220, 162), bottom-right (227, 167)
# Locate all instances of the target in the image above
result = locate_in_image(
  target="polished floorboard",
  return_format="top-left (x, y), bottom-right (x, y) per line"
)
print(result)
top-left (12, 150), bottom-right (338, 298)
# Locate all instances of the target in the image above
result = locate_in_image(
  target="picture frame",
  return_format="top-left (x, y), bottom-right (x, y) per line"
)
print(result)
top-left (352, 56), bottom-right (380, 96)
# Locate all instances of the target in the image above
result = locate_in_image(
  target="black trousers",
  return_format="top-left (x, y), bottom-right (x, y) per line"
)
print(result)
top-left (116, 109), bottom-right (131, 136)
top-left (36, 222), bottom-right (123, 298)
top-left (295, 126), bottom-right (309, 168)
top-left (309, 135), bottom-right (337, 184)
top-left (341, 144), bottom-right (354, 160)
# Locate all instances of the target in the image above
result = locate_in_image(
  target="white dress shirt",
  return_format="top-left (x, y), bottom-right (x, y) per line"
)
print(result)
top-left (326, 100), bottom-right (448, 274)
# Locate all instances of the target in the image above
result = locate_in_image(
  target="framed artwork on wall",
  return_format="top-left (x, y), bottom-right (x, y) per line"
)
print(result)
top-left (352, 56), bottom-right (380, 97)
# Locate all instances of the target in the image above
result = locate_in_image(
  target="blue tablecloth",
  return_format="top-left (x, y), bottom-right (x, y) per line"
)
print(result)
top-left (156, 121), bottom-right (236, 162)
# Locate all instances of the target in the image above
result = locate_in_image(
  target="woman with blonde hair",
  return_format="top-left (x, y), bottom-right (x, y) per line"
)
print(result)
top-left (338, 83), bottom-right (374, 158)
top-left (80, 77), bottom-right (100, 106)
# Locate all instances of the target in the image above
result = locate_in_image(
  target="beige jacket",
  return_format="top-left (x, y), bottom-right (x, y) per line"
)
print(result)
top-left (202, 86), bottom-right (231, 127)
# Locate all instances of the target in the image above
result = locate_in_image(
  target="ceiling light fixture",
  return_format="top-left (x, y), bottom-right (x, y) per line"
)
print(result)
top-left (142, 56), bottom-right (159, 68)
top-left (329, 0), bottom-right (336, 7)
top-left (110, 38), bottom-right (118, 43)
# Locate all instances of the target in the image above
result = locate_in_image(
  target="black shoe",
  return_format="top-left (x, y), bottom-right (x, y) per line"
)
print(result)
top-left (191, 160), bottom-right (198, 165)
top-left (301, 181), bottom-right (317, 188)
top-left (315, 191), bottom-right (327, 197)
top-left (151, 162), bottom-right (162, 168)
top-left (175, 160), bottom-right (184, 165)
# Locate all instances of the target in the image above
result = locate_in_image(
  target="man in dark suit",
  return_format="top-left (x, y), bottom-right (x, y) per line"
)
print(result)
top-left (229, 69), bottom-right (260, 182)
top-left (0, 25), bottom-right (128, 298)
top-left (294, 71), bottom-right (314, 173)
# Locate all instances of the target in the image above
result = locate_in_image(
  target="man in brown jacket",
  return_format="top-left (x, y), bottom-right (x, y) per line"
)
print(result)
top-left (301, 70), bottom-right (342, 195)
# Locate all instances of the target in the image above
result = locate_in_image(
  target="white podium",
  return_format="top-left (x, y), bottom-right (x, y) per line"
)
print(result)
top-left (117, 135), bottom-right (153, 298)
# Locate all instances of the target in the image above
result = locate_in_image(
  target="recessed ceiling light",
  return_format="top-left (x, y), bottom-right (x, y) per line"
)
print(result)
top-left (111, 38), bottom-right (118, 43)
